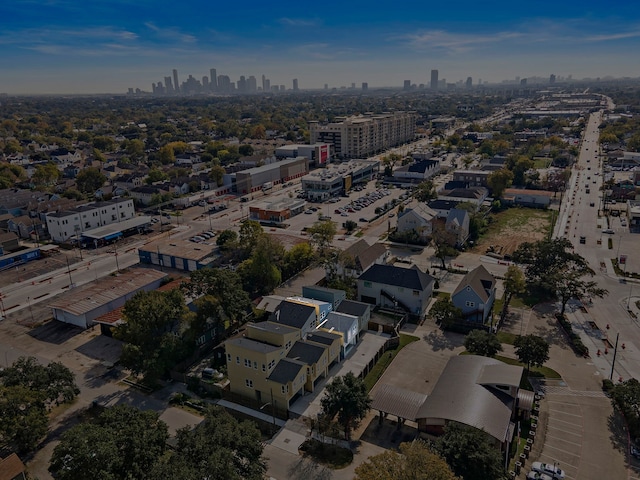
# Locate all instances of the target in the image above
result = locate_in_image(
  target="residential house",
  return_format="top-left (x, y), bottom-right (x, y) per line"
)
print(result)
top-left (393, 159), bottom-right (439, 183)
top-left (396, 204), bottom-right (437, 242)
top-left (95, 184), bottom-right (126, 199)
top-left (335, 299), bottom-right (371, 333)
top-left (269, 300), bottom-right (319, 337)
top-left (445, 208), bottom-right (470, 246)
top-left (332, 239), bottom-right (388, 278)
top-left (357, 264), bottom-right (434, 317)
top-left (427, 199), bottom-right (461, 219)
top-left (453, 169), bottom-right (491, 188)
top-left (318, 311), bottom-right (359, 357)
top-left (302, 286), bottom-right (346, 310)
top-left (113, 173), bottom-right (145, 192)
top-left (451, 265), bottom-right (497, 325)
top-left (0, 453), bottom-right (27, 480)
top-left (438, 186), bottom-right (488, 208)
top-left (0, 232), bottom-right (20, 253)
top-left (8, 215), bottom-right (45, 241)
top-left (130, 185), bottom-right (171, 206)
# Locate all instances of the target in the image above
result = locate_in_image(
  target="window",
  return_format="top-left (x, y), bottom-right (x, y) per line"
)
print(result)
top-left (413, 290), bottom-right (420, 296)
top-left (244, 358), bottom-right (251, 367)
top-left (364, 281), bottom-right (372, 288)
top-left (465, 301), bottom-right (475, 308)
top-left (262, 363), bottom-right (266, 372)
top-left (236, 356), bottom-right (240, 364)
top-left (281, 385), bottom-right (289, 394)
top-left (245, 379), bottom-right (253, 388)
top-left (226, 353), bottom-right (231, 362)
top-left (253, 361), bottom-right (258, 370)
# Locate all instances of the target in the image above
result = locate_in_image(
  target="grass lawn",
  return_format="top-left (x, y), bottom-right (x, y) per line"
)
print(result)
top-left (363, 334), bottom-right (420, 391)
top-left (496, 331), bottom-right (518, 345)
top-left (488, 207), bottom-right (554, 233)
top-left (494, 354), bottom-right (561, 382)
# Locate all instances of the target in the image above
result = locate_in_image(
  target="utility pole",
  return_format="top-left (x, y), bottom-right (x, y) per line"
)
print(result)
top-left (610, 332), bottom-right (619, 381)
top-left (66, 256), bottom-right (74, 287)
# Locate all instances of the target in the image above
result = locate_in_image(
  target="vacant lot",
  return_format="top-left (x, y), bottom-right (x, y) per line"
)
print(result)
top-left (473, 207), bottom-right (554, 256)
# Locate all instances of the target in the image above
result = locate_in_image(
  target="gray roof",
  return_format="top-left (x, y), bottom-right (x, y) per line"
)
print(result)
top-left (476, 363), bottom-right (523, 387)
top-left (428, 199), bottom-right (460, 211)
top-left (286, 341), bottom-right (326, 365)
top-left (358, 264), bottom-right (434, 291)
top-left (452, 265), bottom-right (496, 302)
top-left (371, 383), bottom-right (428, 421)
top-left (267, 358), bottom-right (306, 384)
top-left (270, 301), bottom-right (316, 330)
top-left (446, 208), bottom-right (469, 227)
top-left (249, 321), bottom-right (299, 336)
top-left (416, 355), bottom-right (523, 443)
top-left (306, 331), bottom-right (341, 346)
top-left (335, 299), bottom-right (370, 317)
top-left (226, 337), bottom-right (281, 354)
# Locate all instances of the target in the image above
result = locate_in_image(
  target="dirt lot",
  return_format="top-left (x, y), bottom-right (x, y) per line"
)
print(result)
top-left (472, 207), bottom-right (554, 257)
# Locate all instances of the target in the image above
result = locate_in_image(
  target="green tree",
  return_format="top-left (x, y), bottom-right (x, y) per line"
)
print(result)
top-left (92, 136), bottom-right (116, 152)
top-left (32, 162), bottom-right (61, 187)
top-left (611, 378), bottom-right (640, 438)
top-left (320, 372), bottom-right (371, 440)
top-left (512, 238), bottom-right (607, 315)
top-left (238, 219), bottom-right (266, 256)
top-left (0, 385), bottom-right (49, 453)
top-left (183, 268), bottom-right (250, 324)
top-left (355, 441), bottom-right (458, 480)
top-left (151, 406), bottom-right (266, 480)
top-left (238, 236), bottom-right (284, 295)
top-left (76, 167), bottom-right (107, 194)
top-left (216, 229), bottom-right (238, 251)
top-left (435, 423), bottom-right (505, 480)
top-left (430, 297), bottom-right (463, 329)
top-left (307, 220), bottom-right (337, 256)
top-left (415, 180), bottom-right (436, 202)
top-left (500, 265), bottom-right (526, 320)
top-left (487, 168), bottom-right (513, 199)
top-left (282, 242), bottom-right (316, 279)
top-left (463, 330), bottom-right (503, 357)
top-left (238, 144), bottom-right (254, 156)
top-left (49, 405), bottom-right (168, 480)
top-left (209, 165), bottom-right (226, 186)
top-left (432, 223), bottom-right (458, 269)
top-left (124, 138), bottom-right (145, 160)
top-left (146, 167), bottom-right (169, 184)
top-left (0, 356), bottom-right (79, 406)
top-left (344, 219), bottom-right (357, 233)
top-left (115, 289), bottom-right (189, 383)
top-left (514, 334), bottom-right (550, 372)
top-left (158, 144), bottom-right (175, 164)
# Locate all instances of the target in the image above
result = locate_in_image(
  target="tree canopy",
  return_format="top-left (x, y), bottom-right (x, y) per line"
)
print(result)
top-left (115, 289), bottom-right (190, 383)
top-left (514, 334), bottom-right (550, 372)
top-left (463, 330), bottom-right (503, 357)
top-left (355, 441), bottom-right (458, 480)
top-left (430, 297), bottom-right (463, 329)
top-left (435, 423), bottom-right (505, 480)
top-left (320, 372), bottom-right (371, 440)
top-left (500, 265), bottom-right (526, 320)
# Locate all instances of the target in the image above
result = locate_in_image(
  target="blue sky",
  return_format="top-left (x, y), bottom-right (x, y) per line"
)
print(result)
top-left (1, 0), bottom-right (639, 94)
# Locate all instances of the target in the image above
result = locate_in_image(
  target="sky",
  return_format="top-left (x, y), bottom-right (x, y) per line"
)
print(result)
top-left (1, 0), bottom-right (639, 94)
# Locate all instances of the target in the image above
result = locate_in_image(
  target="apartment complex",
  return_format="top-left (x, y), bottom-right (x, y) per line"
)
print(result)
top-left (309, 112), bottom-right (417, 159)
top-left (45, 198), bottom-right (135, 243)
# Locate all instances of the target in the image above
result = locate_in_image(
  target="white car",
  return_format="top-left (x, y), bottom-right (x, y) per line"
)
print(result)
top-left (527, 472), bottom-right (553, 480)
top-left (531, 462), bottom-right (565, 480)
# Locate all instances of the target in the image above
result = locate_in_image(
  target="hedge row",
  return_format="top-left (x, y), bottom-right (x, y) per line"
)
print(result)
top-left (556, 313), bottom-right (589, 357)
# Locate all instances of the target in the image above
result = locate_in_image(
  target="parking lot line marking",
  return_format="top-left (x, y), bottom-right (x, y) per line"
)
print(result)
top-left (545, 433), bottom-right (583, 447)
top-left (548, 408), bottom-right (582, 418)
top-left (544, 442), bottom-right (583, 459)
top-left (547, 425), bottom-right (583, 437)
top-left (547, 417), bottom-right (583, 428)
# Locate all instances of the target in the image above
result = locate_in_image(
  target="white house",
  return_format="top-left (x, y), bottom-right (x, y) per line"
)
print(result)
top-left (396, 204), bottom-right (437, 241)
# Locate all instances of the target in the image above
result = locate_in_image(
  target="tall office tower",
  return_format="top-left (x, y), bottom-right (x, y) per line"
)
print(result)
top-left (430, 69), bottom-right (439, 90)
top-left (466, 77), bottom-right (473, 88)
top-left (351, 82), bottom-right (356, 89)
top-left (362, 82), bottom-right (368, 91)
top-left (202, 76), bottom-right (209, 90)
top-left (520, 78), bottom-right (527, 85)
top-left (209, 69), bottom-right (217, 91)
top-left (292, 78), bottom-right (299, 91)
top-left (164, 76), bottom-right (173, 94)
top-left (248, 76), bottom-right (257, 92)
top-left (261, 74), bottom-right (266, 91)
top-left (217, 75), bottom-right (231, 93)
top-left (237, 76), bottom-right (247, 92)
top-left (549, 74), bottom-right (556, 84)
top-left (264, 79), bottom-right (271, 92)
top-left (172, 69), bottom-right (180, 94)
top-left (403, 80), bottom-right (411, 90)
top-left (324, 84), bottom-right (328, 90)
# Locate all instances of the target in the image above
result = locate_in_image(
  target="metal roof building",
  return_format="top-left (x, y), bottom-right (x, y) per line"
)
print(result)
top-left (49, 268), bottom-right (167, 329)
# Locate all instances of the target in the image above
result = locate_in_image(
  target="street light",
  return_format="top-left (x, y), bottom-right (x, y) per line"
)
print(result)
top-left (259, 388), bottom-right (277, 434)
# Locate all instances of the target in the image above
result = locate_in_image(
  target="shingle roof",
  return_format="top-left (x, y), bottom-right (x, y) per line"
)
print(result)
top-left (358, 264), bottom-right (433, 291)
top-left (270, 301), bottom-right (316, 330)
top-left (335, 299), bottom-right (370, 317)
top-left (416, 355), bottom-right (523, 443)
top-left (452, 265), bottom-right (496, 302)
top-left (306, 331), bottom-right (341, 346)
top-left (226, 337), bottom-right (281, 354)
top-left (267, 358), bottom-right (306, 384)
top-left (0, 453), bottom-right (26, 480)
top-left (286, 340), bottom-right (326, 364)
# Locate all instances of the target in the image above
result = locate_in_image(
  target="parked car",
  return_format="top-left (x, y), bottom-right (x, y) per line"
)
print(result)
top-left (531, 462), bottom-right (565, 480)
top-left (602, 229), bottom-right (615, 234)
top-left (527, 472), bottom-right (553, 480)
top-left (631, 445), bottom-right (640, 459)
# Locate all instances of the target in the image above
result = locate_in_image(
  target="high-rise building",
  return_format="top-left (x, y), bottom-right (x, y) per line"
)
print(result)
top-left (217, 75), bottom-right (231, 93)
top-left (264, 78), bottom-right (271, 92)
top-left (430, 69), bottom-right (439, 90)
top-left (202, 76), bottom-right (209, 90)
top-left (403, 80), bottom-right (411, 91)
top-left (292, 78), bottom-right (299, 91)
top-left (466, 77), bottom-right (473, 88)
top-left (172, 69), bottom-right (180, 94)
top-left (309, 111), bottom-right (417, 159)
top-left (237, 76), bottom-right (247, 92)
top-left (261, 74), bottom-right (266, 92)
top-left (362, 82), bottom-right (368, 91)
top-left (164, 76), bottom-right (173, 94)
top-left (549, 74), bottom-right (556, 84)
top-left (209, 69), bottom-right (217, 91)
top-left (248, 76), bottom-right (257, 92)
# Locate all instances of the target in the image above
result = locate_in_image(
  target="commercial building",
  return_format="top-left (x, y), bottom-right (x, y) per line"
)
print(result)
top-left (300, 160), bottom-right (380, 201)
top-left (274, 143), bottom-right (331, 167)
top-left (249, 197), bottom-right (306, 226)
top-left (49, 269), bottom-right (167, 329)
top-left (225, 157), bottom-right (309, 195)
top-left (138, 238), bottom-right (220, 271)
top-left (45, 198), bottom-right (136, 243)
top-left (431, 69), bottom-right (439, 90)
top-left (309, 112), bottom-right (417, 159)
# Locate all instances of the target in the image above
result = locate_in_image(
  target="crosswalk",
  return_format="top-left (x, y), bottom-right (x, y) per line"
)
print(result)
top-left (538, 385), bottom-right (608, 398)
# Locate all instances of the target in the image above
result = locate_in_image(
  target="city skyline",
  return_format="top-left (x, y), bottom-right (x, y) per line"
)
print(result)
top-left (1, 0), bottom-right (639, 94)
